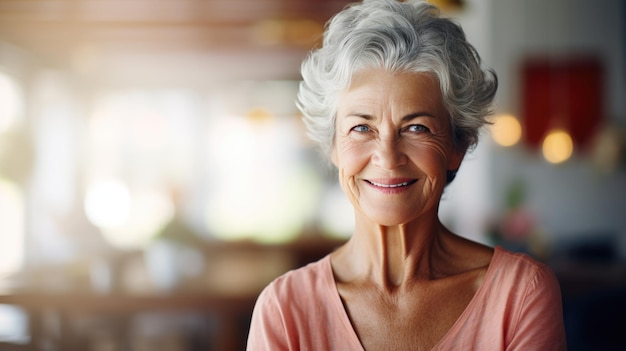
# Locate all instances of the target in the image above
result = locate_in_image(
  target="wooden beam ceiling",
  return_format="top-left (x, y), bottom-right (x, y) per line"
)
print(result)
top-left (0, 0), bottom-right (350, 83)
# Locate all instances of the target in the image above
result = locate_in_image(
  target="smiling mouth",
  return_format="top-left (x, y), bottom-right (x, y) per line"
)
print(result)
top-left (366, 179), bottom-right (417, 188)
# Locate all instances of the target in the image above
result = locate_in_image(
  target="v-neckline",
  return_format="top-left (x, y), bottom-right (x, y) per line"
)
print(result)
top-left (323, 247), bottom-right (501, 350)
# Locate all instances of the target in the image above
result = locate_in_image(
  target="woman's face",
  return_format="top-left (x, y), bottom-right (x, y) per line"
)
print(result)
top-left (332, 68), bottom-right (464, 226)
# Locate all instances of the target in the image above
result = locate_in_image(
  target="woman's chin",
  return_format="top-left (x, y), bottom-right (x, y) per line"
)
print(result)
top-left (357, 203), bottom-right (439, 228)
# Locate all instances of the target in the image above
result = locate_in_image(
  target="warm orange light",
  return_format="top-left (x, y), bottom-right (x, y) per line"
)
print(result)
top-left (251, 19), bottom-right (323, 47)
top-left (542, 129), bottom-right (574, 164)
top-left (490, 114), bottom-right (522, 147)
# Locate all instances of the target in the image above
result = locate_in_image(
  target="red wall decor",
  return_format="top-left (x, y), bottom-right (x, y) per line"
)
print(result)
top-left (521, 56), bottom-right (604, 150)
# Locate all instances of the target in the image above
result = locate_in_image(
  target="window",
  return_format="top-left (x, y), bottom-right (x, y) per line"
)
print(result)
top-left (0, 71), bottom-right (25, 274)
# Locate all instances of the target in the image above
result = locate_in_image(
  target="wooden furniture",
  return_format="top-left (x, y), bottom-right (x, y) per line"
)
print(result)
top-left (0, 291), bottom-right (257, 351)
top-left (0, 237), bottom-right (346, 351)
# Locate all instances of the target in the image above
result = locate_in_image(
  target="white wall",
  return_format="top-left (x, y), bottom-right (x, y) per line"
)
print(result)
top-left (488, 0), bottom-right (626, 254)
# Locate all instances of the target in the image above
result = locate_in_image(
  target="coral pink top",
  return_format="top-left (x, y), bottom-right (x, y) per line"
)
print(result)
top-left (247, 247), bottom-right (567, 350)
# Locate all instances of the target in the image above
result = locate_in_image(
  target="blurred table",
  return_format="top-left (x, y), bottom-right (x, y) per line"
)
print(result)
top-left (0, 237), bottom-right (347, 350)
top-left (0, 290), bottom-right (257, 351)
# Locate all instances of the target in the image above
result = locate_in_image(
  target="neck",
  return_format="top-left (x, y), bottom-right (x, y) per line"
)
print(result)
top-left (337, 212), bottom-right (448, 289)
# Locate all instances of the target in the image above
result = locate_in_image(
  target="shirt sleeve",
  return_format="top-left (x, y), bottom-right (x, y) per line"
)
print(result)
top-left (246, 286), bottom-right (290, 351)
top-left (507, 263), bottom-right (567, 351)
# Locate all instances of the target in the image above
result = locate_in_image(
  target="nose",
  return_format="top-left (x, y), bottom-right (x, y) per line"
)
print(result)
top-left (371, 135), bottom-right (407, 170)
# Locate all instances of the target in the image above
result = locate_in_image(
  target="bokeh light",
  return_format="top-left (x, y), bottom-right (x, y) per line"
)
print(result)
top-left (490, 114), bottom-right (522, 147)
top-left (85, 179), bottom-right (131, 229)
top-left (542, 129), bottom-right (574, 164)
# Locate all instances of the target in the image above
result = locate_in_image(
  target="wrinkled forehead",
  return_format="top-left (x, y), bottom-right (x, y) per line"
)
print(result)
top-left (338, 69), bottom-right (446, 114)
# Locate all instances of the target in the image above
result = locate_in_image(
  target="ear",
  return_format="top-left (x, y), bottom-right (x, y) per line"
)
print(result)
top-left (447, 146), bottom-right (466, 172)
top-left (446, 147), bottom-right (466, 184)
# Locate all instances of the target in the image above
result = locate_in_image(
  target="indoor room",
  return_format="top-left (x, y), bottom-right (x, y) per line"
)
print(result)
top-left (0, 0), bottom-right (624, 350)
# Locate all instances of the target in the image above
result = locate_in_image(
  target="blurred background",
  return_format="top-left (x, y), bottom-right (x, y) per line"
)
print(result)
top-left (0, 0), bottom-right (624, 350)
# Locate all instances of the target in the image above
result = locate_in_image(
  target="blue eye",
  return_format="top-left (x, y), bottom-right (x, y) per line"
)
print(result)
top-left (407, 124), bottom-right (429, 133)
top-left (351, 125), bottom-right (370, 133)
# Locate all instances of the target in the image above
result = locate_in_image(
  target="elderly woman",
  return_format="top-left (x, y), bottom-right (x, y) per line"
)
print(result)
top-left (247, 0), bottom-right (566, 350)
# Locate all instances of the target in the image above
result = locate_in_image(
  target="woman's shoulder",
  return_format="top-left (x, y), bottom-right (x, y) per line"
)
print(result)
top-left (487, 246), bottom-right (560, 292)
top-left (440, 247), bottom-right (566, 349)
top-left (469, 247), bottom-right (562, 326)
top-left (251, 254), bottom-right (340, 332)
top-left (260, 254), bottom-right (334, 300)
top-left (491, 247), bottom-right (552, 273)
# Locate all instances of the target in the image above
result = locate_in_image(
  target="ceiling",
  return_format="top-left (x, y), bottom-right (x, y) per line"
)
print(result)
top-left (0, 0), bottom-right (351, 85)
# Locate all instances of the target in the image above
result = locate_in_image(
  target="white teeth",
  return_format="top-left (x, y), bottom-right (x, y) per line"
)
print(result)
top-left (370, 181), bottom-right (410, 188)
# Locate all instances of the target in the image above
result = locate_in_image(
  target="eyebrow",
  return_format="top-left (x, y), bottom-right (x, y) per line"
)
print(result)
top-left (345, 112), bottom-right (436, 121)
top-left (402, 112), bottom-right (436, 122)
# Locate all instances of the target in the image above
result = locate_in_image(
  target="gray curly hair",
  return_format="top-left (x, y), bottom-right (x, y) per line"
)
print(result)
top-left (297, 0), bottom-right (498, 156)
